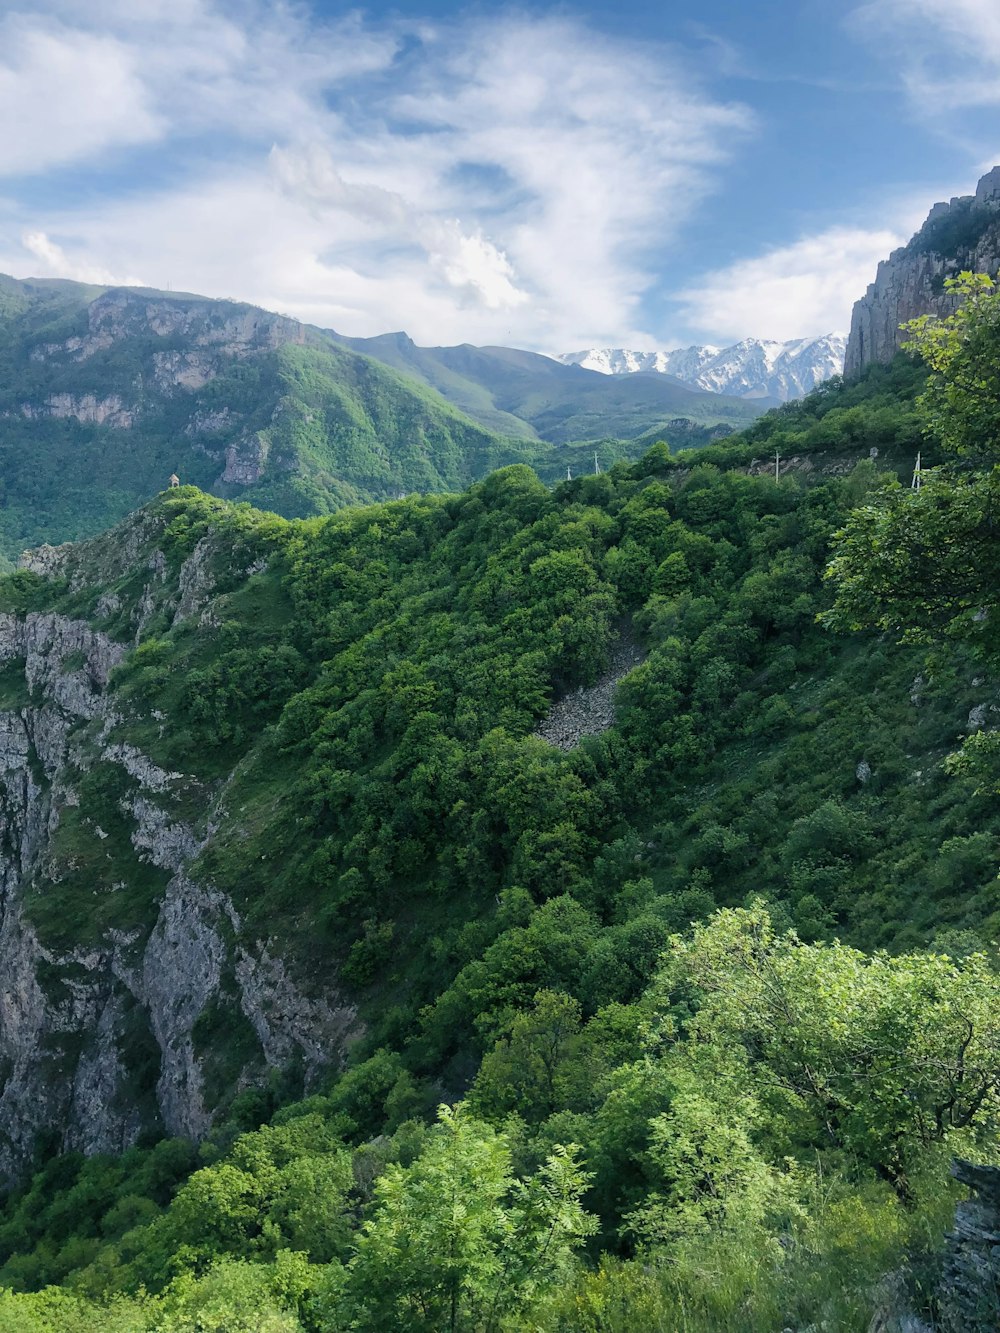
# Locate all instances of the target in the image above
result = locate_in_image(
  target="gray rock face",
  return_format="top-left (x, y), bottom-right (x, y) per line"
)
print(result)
top-left (866, 1160), bottom-right (1000, 1333)
top-left (0, 577), bottom-right (360, 1180)
top-left (536, 635), bottom-right (645, 750)
top-left (84, 289), bottom-right (305, 357)
top-left (222, 435), bottom-right (271, 486)
top-left (845, 167), bottom-right (1000, 377)
top-left (20, 393), bottom-right (135, 428)
top-left (938, 1159), bottom-right (1000, 1333)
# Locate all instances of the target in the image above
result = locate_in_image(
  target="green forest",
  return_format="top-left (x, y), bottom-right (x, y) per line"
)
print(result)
top-left (0, 279), bottom-right (999, 1331)
top-left (0, 275), bottom-right (753, 568)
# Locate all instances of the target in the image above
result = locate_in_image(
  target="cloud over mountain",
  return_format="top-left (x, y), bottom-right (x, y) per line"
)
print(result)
top-left (0, 3), bottom-right (753, 350)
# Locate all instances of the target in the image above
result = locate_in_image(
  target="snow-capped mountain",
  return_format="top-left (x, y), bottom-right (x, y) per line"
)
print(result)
top-left (557, 334), bottom-right (847, 402)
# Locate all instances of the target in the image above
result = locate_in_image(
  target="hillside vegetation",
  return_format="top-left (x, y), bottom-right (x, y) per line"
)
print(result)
top-left (1, 275), bottom-right (1000, 1332)
top-left (325, 330), bottom-right (762, 443)
top-left (0, 276), bottom-right (757, 568)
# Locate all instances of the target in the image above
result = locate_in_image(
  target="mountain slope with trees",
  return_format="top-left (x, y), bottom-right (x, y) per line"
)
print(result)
top-left (1, 279), bottom-right (999, 1327)
top-left (0, 275), bottom-right (760, 567)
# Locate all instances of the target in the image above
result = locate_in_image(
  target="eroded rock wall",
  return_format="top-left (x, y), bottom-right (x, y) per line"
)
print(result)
top-left (0, 536), bottom-right (359, 1181)
top-left (845, 167), bottom-right (1000, 377)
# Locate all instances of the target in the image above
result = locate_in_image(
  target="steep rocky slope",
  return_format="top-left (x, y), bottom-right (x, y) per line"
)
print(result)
top-left (845, 166), bottom-right (1000, 376)
top-left (0, 503), bottom-right (359, 1180)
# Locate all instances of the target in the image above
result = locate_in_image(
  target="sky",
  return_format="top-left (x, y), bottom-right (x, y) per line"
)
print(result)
top-left (0, 0), bottom-right (998, 354)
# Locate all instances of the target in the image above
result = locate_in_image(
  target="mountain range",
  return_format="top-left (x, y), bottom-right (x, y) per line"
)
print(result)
top-left (557, 333), bottom-right (847, 401)
top-left (2, 167), bottom-right (1000, 1333)
top-left (0, 274), bottom-right (761, 563)
top-left (324, 328), bottom-right (762, 440)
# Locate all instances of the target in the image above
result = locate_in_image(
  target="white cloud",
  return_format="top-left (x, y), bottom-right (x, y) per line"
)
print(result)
top-left (850, 0), bottom-right (1000, 111)
top-left (0, 1), bottom-right (398, 180)
top-left (0, 4), bottom-right (754, 349)
top-left (270, 143), bottom-right (528, 312)
top-left (0, 16), bottom-right (161, 174)
top-left (672, 226), bottom-right (906, 342)
top-left (21, 229), bottom-right (143, 286)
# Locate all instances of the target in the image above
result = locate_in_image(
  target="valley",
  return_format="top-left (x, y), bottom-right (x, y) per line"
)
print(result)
top-left (1, 137), bottom-right (1000, 1333)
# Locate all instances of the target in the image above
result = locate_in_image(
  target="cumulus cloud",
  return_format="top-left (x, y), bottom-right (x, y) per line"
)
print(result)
top-left (672, 226), bottom-right (906, 342)
top-left (0, 16), bottom-right (161, 174)
top-left (270, 143), bottom-right (528, 312)
top-left (0, 2), bottom-right (754, 349)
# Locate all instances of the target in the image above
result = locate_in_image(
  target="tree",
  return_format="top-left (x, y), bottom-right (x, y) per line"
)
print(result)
top-left (825, 272), bottom-right (1000, 654)
top-left (470, 990), bottom-right (583, 1122)
top-left (903, 272), bottom-right (1000, 459)
top-left (655, 906), bottom-right (1000, 1196)
top-left (343, 1104), bottom-right (596, 1333)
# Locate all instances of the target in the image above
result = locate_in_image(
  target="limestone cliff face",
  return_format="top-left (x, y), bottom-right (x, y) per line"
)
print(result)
top-left (845, 167), bottom-right (1000, 377)
top-left (34, 289), bottom-right (306, 369)
top-left (0, 517), bottom-right (359, 1182)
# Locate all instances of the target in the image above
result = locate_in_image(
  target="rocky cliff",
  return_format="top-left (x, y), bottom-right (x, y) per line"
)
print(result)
top-left (845, 167), bottom-right (1000, 377)
top-left (0, 504), bottom-right (359, 1181)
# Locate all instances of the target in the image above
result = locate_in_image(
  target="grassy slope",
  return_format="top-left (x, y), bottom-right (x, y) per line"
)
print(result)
top-left (328, 330), bottom-right (764, 443)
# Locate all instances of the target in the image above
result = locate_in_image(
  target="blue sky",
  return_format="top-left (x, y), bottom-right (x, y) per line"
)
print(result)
top-left (0, 0), bottom-right (997, 352)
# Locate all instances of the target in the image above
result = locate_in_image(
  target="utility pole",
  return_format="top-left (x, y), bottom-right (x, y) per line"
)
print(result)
top-left (911, 451), bottom-right (922, 491)
top-left (566, 465), bottom-right (572, 481)
top-left (594, 451), bottom-right (600, 475)
top-left (774, 449), bottom-right (780, 482)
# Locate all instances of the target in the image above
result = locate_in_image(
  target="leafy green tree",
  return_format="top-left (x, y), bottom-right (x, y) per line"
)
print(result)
top-left (343, 1105), bottom-right (595, 1333)
top-left (826, 273), bottom-right (1000, 653)
top-left (470, 991), bottom-right (584, 1122)
top-left (123, 1118), bottom-right (353, 1287)
top-left (904, 272), bottom-right (1000, 458)
top-left (657, 905), bottom-right (1000, 1194)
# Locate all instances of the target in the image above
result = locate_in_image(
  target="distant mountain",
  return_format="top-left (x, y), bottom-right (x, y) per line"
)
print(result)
top-left (845, 165), bottom-right (1000, 376)
top-left (0, 275), bottom-right (545, 561)
top-left (557, 334), bottom-right (847, 402)
top-left (326, 330), bottom-right (764, 443)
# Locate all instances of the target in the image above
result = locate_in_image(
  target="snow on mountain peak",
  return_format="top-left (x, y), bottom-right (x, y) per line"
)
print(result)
top-left (557, 334), bottom-right (846, 402)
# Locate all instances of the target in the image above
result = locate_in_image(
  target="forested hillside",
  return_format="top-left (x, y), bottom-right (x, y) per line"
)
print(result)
top-left (0, 275), bottom-right (553, 565)
top-left (1, 279), bottom-right (999, 1330)
top-left (0, 276), bottom-right (757, 567)
top-left (325, 330), bottom-right (762, 442)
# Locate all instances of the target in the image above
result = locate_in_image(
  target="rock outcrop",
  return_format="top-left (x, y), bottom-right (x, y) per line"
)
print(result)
top-left (937, 1159), bottom-right (1000, 1332)
top-left (536, 634), bottom-right (645, 750)
top-left (222, 435), bottom-right (271, 486)
top-left (865, 1159), bottom-right (1000, 1333)
top-left (0, 518), bottom-right (360, 1182)
top-left (845, 167), bottom-right (1000, 377)
top-left (19, 393), bottom-right (135, 428)
top-left (81, 289), bottom-right (305, 361)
